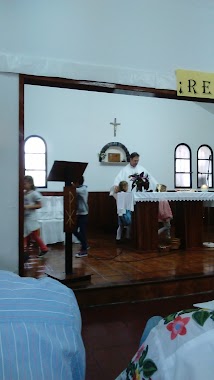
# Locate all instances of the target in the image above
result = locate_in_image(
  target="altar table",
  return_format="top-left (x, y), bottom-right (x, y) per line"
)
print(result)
top-left (116, 191), bottom-right (214, 252)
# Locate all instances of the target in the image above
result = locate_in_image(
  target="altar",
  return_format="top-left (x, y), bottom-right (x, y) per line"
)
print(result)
top-left (116, 191), bottom-right (214, 252)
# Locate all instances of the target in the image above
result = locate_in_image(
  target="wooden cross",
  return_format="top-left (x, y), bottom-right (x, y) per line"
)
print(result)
top-left (110, 118), bottom-right (121, 137)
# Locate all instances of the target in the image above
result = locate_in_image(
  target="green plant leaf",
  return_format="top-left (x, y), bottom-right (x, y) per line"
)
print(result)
top-left (142, 359), bottom-right (158, 378)
top-left (138, 345), bottom-right (149, 367)
top-left (164, 312), bottom-right (177, 324)
top-left (126, 361), bottom-right (137, 377)
top-left (178, 308), bottom-right (199, 315)
top-left (192, 310), bottom-right (210, 326)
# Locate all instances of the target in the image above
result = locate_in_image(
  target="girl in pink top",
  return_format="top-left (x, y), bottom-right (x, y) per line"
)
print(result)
top-left (157, 184), bottom-right (173, 239)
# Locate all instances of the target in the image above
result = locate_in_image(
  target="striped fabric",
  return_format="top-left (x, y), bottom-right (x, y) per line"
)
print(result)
top-left (0, 271), bottom-right (85, 380)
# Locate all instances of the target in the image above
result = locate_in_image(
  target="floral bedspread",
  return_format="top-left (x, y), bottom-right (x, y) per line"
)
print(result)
top-left (116, 307), bottom-right (214, 380)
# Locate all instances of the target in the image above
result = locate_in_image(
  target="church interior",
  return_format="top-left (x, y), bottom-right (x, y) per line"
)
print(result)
top-left (1, 1), bottom-right (214, 379)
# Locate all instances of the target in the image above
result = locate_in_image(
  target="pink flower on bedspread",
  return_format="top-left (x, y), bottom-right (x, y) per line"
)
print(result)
top-left (167, 315), bottom-right (190, 340)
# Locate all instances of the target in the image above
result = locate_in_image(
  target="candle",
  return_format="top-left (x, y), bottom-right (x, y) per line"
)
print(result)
top-left (201, 184), bottom-right (208, 192)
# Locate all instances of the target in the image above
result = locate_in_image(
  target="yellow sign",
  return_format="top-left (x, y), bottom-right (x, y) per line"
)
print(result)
top-left (176, 69), bottom-right (214, 99)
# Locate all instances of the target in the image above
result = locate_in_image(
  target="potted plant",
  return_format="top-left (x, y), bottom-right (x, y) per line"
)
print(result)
top-left (129, 172), bottom-right (150, 191)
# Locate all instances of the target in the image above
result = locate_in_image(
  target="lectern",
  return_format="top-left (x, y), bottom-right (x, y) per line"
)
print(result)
top-left (46, 160), bottom-right (91, 285)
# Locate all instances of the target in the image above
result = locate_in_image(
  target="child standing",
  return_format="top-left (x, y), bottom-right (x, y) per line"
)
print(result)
top-left (156, 184), bottom-right (173, 239)
top-left (24, 175), bottom-right (48, 257)
top-left (116, 180), bottom-right (132, 243)
top-left (73, 176), bottom-right (89, 258)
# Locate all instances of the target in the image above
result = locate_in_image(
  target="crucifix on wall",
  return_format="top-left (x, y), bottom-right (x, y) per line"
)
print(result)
top-left (110, 117), bottom-right (121, 137)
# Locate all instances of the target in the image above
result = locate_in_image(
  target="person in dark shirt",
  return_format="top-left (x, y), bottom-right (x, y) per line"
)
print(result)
top-left (72, 176), bottom-right (89, 258)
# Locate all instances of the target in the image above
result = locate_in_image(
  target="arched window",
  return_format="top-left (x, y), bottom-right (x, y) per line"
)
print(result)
top-left (24, 135), bottom-right (47, 188)
top-left (197, 145), bottom-right (213, 188)
top-left (174, 144), bottom-right (192, 188)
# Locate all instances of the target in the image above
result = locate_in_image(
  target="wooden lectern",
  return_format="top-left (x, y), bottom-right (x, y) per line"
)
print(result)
top-left (46, 160), bottom-right (91, 285)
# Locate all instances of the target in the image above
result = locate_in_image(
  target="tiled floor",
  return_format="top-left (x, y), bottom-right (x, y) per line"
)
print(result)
top-left (24, 233), bottom-right (214, 286)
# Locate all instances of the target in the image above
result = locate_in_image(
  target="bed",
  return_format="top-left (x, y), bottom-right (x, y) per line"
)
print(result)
top-left (0, 270), bottom-right (85, 380)
top-left (116, 304), bottom-right (214, 380)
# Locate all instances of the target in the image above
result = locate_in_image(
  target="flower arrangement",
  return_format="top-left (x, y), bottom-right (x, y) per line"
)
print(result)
top-left (129, 172), bottom-right (150, 191)
top-left (98, 152), bottom-right (106, 162)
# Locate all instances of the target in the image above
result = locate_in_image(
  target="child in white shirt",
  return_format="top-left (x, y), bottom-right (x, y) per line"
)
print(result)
top-left (116, 181), bottom-right (132, 243)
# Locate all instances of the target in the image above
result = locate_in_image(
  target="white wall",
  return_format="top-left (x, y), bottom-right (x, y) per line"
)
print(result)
top-left (0, 73), bottom-right (19, 272)
top-left (1, 1), bottom-right (214, 272)
top-left (1, 1), bottom-right (214, 89)
top-left (25, 85), bottom-right (214, 191)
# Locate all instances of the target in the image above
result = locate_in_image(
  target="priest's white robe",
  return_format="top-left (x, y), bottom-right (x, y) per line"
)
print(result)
top-left (110, 163), bottom-right (158, 195)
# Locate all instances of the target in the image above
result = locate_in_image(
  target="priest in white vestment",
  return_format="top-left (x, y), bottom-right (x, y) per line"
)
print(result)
top-left (110, 152), bottom-right (158, 195)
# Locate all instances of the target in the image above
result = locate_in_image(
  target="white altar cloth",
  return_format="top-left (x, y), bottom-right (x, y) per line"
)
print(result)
top-left (116, 192), bottom-right (134, 216)
top-left (134, 191), bottom-right (214, 202)
top-left (37, 196), bottom-right (80, 245)
top-left (116, 191), bottom-right (214, 214)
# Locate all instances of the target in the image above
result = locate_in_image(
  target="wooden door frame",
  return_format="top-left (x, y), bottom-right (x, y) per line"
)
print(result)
top-left (18, 74), bottom-right (214, 275)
